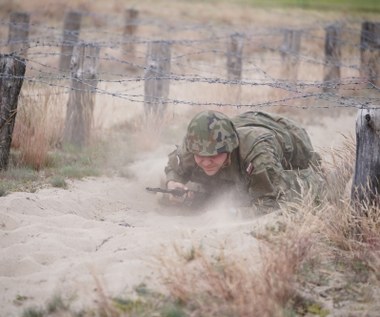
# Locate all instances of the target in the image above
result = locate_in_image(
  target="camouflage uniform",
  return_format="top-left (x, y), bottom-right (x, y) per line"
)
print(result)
top-left (165, 111), bottom-right (324, 211)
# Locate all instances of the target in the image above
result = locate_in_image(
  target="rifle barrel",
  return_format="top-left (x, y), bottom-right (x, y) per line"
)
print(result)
top-left (145, 187), bottom-right (188, 197)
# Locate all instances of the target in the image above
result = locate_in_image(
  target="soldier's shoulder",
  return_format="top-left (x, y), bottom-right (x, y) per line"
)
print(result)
top-left (236, 126), bottom-right (274, 144)
top-left (236, 126), bottom-right (275, 159)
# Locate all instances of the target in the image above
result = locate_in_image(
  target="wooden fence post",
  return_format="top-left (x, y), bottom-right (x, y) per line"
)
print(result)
top-left (63, 43), bottom-right (100, 147)
top-left (351, 107), bottom-right (380, 207)
top-left (144, 41), bottom-right (171, 117)
top-left (60, 11), bottom-right (82, 72)
top-left (7, 12), bottom-right (30, 58)
top-left (0, 54), bottom-right (26, 170)
top-left (360, 22), bottom-right (380, 87)
top-left (323, 24), bottom-right (341, 92)
top-left (123, 8), bottom-right (139, 70)
top-left (280, 29), bottom-right (301, 82)
top-left (227, 33), bottom-right (244, 81)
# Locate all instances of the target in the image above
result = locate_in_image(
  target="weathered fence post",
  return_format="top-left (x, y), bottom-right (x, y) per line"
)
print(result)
top-left (360, 22), bottom-right (380, 87)
top-left (144, 41), bottom-right (171, 117)
top-left (0, 54), bottom-right (26, 170)
top-left (7, 12), bottom-right (30, 58)
top-left (63, 43), bottom-right (100, 147)
top-left (226, 33), bottom-right (244, 104)
top-left (227, 33), bottom-right (244, 81)
top-left (351, 107), bottom-right (380, 208)
top-left (123, 8), bottom-right (139, 70)
top-left (280, 29), bottom-right (301, 82)
top-left (323, 24), bottom-right (341, 92)
top-left (60, 11), bottom-right (82, 72)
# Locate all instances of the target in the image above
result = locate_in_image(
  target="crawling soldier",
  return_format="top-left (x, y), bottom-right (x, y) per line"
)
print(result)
top-left (163, 110), bottom-right (324, 215)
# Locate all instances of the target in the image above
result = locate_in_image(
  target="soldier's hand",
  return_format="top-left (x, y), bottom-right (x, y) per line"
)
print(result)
top-left (167, 181), bottom-right (193, 205)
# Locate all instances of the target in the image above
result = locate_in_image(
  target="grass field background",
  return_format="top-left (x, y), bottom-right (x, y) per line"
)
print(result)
top-left (196, 0), bottom-right (380, 12)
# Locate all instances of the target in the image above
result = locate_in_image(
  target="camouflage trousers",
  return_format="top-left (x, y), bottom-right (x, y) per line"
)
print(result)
top-left (282, 167), bottom-right (326, 203)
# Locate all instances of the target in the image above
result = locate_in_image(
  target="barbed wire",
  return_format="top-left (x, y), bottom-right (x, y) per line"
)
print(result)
top-left (12, 73), bottom-right (378, 110)
top-left (1, 10), bottom-right (379, 114)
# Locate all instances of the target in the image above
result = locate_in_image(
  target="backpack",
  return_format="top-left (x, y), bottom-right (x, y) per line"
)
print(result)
top-left (231, 111), bottom-right (319, 169)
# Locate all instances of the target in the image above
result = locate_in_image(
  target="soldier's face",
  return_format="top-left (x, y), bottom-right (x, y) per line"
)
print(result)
top-left (194, 153), bottom-right (228, 176)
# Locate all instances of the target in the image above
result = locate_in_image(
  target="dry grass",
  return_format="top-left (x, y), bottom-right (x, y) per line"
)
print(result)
top-left (12, 84), bottom-right (65, 170)
top-left (157, 220), bottom-right (316, 317)
top-left (321, 134), bottom-right (356, 205)
top-left (293, 137), bottom-right (379, 315)
top-left (2, 82), bottom-right (108, 195)
top-left (154, 134), bottom-right (379, 316)
top-left (320, 134), bottom-right (380, 255)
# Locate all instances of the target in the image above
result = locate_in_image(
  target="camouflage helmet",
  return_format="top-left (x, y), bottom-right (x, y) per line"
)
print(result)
top-left (185, 110), bottom-right (239, 156)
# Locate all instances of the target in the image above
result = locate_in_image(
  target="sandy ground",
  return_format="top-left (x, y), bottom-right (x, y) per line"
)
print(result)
top-left (0, 0), bottom-right (375, 314)
top-left (0, 150), bottom-right (267, 316)
top-left (0, 112), bottom-right (356, 316)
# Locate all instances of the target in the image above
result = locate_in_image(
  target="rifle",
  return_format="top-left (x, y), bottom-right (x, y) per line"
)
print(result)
top-left (146, 186), bottom-right (209, 207)
top-left (145, 187), bottom-right (189, 197)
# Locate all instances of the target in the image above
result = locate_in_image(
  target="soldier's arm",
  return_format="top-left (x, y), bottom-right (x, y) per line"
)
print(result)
top-left (240, 129), bottom-right (297, 208)
top-left (164, 142), bottom-right (202, 205)
top-left (164, 141), bottom-right (195, 186)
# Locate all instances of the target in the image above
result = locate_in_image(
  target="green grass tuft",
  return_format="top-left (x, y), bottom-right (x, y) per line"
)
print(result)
top-left (60, 165), bottom-right (100, 179)
top-left (161, 304), bottom-right (187, 317)
top-left (0, 184), bottom-right (7, 197)
top-left (46, 295), bottom-right (69, 313)
top-left (21, 307), bottom-right (44, 317)
top-left (49, 176), bottom-right (68, 189)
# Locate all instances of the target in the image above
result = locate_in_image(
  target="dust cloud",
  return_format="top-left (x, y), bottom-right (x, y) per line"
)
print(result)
top-left (0, 111), bottom-right (264, 316)
top-left (0, 103), bottom-right (357, 315)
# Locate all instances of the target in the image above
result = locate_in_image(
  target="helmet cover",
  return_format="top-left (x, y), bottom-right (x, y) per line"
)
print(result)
top-left (185, 110), bottom-right (239, 156)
